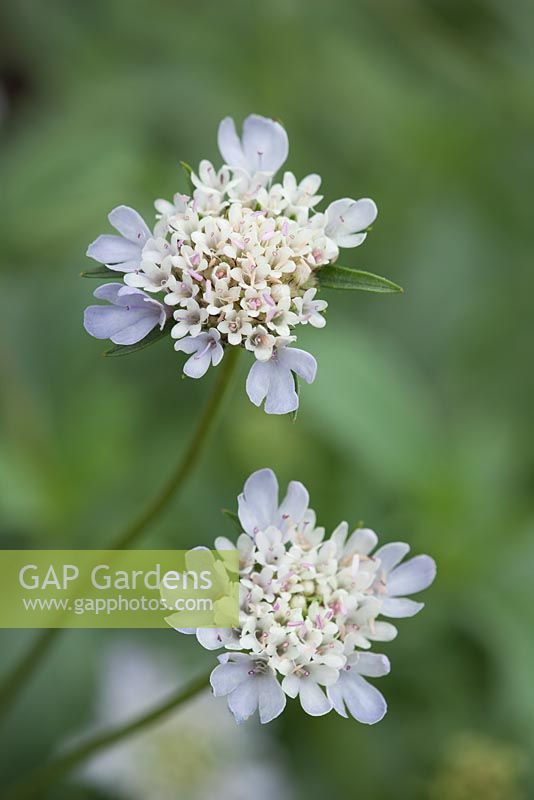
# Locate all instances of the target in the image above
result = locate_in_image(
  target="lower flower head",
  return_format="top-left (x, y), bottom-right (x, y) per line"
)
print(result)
top-left (173, 468), bottom-right (436, 725)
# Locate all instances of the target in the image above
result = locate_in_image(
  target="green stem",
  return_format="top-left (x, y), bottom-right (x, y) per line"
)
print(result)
top-left (4, 670), bottom-right (211, 800)
top-left (0, 346), bottom-right (240, 721)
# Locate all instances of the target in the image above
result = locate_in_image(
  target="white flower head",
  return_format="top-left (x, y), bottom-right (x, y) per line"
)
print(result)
top-left (84, 114), bottom-right (382, 414)
top-left (172, 469), bottom-right (436, 725)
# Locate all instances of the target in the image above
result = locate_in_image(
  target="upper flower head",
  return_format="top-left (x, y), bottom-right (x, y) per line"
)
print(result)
top-left (83, 114), bottom-right (388, 414)
top-left (171, 469), bottom-right (437, 726)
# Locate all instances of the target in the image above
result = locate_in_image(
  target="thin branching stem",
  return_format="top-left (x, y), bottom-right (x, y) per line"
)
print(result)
top-left (0, 346), bottom-right (240, 721)
top-left (4, 670), bottom-right (211, 799)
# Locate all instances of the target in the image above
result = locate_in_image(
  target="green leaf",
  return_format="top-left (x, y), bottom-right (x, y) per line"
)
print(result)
top-left (103, 324), bottom-right (171, 357)
top-left (221, 508), bottom-right (242, 533)
top-left (80, 265), bottom-right (122, 280)
top-left (317, 265), bottom-right (403, 293)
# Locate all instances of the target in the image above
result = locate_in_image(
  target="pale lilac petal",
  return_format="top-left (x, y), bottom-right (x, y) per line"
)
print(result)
top-left (374, 542), bottom-right (411, 574)
top-left (106, 258), bottom-right (143, 273)
top-left (334, 673), bottom-right (387, 724)
top-left (279, 347), bottom-right (317, 384)
top-left (183, 350), bottom-right (212, 379)
top-left (93, 283), bottom-right (123, 303)
top-left (277, 481), bottom-right (309, 528)
top-left (352, 653), bottom-right (390, 677)
top-left (86, 235), bottom-right (141, 267)
top-left (342, 198), bottom-right (377, 231)
top-left (108, 205), bottom-right (151, 244)
top-left (309, 665), bottom-right (339, 685)
top-left (238, 468), bottom-right (279, 536)
top-left (210, 661), bottom-right (251, 696)
top-left (265, 364), bottom-right (297, 414)
top-left (345, 528), bottom-right (378, 556)
top-left (327, 680), bottom-right (348, 718)
top-left (246, 360), bottom-right (272, 407)
top-left (387, 555), bottom-right (436, 596)
top-left (325, 198), bottom-right (351, 236)
top-left (227, 679), bottom-right (260, 723)
top-left (336, 232), bottom-right (367, 248)
top-left (241, 114), bottom-right (289, 174)
top-left (257, 673), bottom-right (286, 723)
top-left (299, 681), bottom-right (332, 716)
top-left (331, 521), bottom-right (349, 554)
top-left (214, 536), bottom-right (235, 550)
top-left (174, 335), bottom-right (204, 356)
top-left (381, 597), bottom-right (425, 618)
top-left (281, 674), bottom-right (299, 698)
top-left (325, 198), bottom-right (377, 248)
top-left (211, 342), bottom-right (224, 367)
top-left (195, 628), bottom-right (229, 650)
top-left (367, 621), bottom-right (398, 641)
top-left (83, 305), bottom-right (160, 345)
top-left (218, 117), bottom-right (246, 170)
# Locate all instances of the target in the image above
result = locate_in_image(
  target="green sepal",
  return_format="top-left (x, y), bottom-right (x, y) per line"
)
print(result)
top-left (221, 508), bottom-right (242, 533)
top-left (81, 265), bottom-right (122, 280)
top-left (103, 323), bottom-right (171, 357)
top-left (290, 375), bottom-right (300, 423)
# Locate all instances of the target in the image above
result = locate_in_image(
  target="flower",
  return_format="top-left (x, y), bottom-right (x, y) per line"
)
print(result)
top-left (217, 114), bottom-right (289, 176)
top-left (171, 298), bottom-right (208, 339)
top-left (169, 468), bottom-right (436, 725)
top-left (246, 339), bottom-right (317, 414)
top-left (174, 329), bottom-right (224, 378)
top-left (293, 288), bottom-right (328, 328)
top-left (84, 114), bottom-right (382, 414)
top-left (210, 653), bottom-right (286, 724)
top-left (327, 651), bottom-right (390, 723)
top-left (84, 284), bottom-right (168, 345)
top-left (244, 325), bottom-right (276, 361)
top-left (325, 197), bottom-right (378, 248)
top-left (237, 468), bottom-right (309, 536)
top-left (86, 206), bottom-right (151, 272)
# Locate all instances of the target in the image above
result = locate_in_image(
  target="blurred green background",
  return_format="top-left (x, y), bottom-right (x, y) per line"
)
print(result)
top-left (1, 0), bottom-right (533, 798)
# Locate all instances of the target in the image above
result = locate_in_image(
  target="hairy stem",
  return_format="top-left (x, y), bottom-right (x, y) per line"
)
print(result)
top-left (0, 346), bottom-right (240, 721)
top-left (4, 670), bottom-right (211, 800)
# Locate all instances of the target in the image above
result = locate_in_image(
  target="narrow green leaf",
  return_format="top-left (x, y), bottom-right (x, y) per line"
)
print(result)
top-left (221, 508), bottom-right (242, 533)
top-left (103, 324), bottom-right (171, 357)
top-left (80, 265), bottom-right (122, 280)
top-left (318, 265), bottom-right (403, 294)
top-left (179, 160), bottom-right (194, 193)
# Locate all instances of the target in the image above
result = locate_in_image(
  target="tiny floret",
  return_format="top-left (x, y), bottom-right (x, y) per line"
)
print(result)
top-left (84, 115), bottom-right (381, 413)
top-left (172, 468), bottom-right (436, 725)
